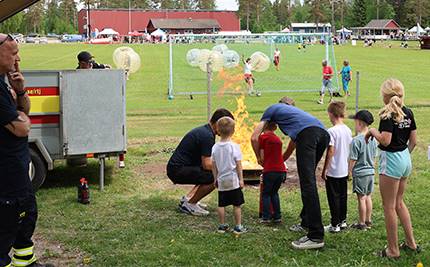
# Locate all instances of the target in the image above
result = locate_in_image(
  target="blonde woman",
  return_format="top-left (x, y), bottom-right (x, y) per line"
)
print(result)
top-left (366, 79), bottom-right (420, 259)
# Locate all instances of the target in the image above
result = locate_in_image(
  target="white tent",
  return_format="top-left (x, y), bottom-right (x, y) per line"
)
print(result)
top-left (408, 24), bottom-right (425, 34)
top-left (98, 28), bottom-right (119, 36)
top-left (150, 28), bottom-right (166, 36)
top-left (281, 27), bottom-right (290, 33)
top-left (336, 27), bottom-right (352, 33)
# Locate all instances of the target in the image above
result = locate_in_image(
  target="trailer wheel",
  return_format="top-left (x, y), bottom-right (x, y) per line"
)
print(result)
top-left (29, 148), bottom-right (47, 191)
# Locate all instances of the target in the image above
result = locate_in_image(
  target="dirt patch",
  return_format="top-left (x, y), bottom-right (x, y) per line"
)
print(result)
top-left (32, 232), bottom-right (85, 266)
top-left (136, 156), bottom-right (326, 189)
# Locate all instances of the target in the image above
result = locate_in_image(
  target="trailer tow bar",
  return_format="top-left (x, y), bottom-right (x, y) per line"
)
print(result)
top-left (99, 155), bottom-right (106, 191)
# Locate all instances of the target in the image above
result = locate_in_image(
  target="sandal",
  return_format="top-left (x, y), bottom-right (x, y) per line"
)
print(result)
top-left (377, 248), bottom-right (400, 260)
top-left (400, 242), bottom-right (422, 253)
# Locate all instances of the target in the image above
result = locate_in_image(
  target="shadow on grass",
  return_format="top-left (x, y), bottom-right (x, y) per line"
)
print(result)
top-left (41, 160), bottom-right (114, 189)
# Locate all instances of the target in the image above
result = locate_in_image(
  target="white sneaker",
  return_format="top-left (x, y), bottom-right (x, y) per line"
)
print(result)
top-left (180, 196), bottom-right (208, 209)
top-left (317, 100), bottom-right (324, 105)
top-left (289, 224), bottom-right (307, 233)
top-left (340, 221), bottom-right (348, 230)
top-left (324, 224), bottom-right (341, 233)
top-left (292, 236), bottom-right (324, 250)
top-left (181, 201), bottom-right (209, 216)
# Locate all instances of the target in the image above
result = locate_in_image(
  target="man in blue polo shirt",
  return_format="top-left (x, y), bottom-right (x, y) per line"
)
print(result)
top-left (167, 108), bottom-right (234, 216)
top-left (251, 96), bottom-right (330, 250)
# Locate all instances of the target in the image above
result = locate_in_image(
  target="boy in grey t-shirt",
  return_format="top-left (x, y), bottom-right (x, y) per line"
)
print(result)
top-left (348, 110), bottom-right (378, 230)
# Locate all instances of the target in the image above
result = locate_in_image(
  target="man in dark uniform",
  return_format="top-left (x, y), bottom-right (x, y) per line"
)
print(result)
top-left (0, 34), bottom-right (52, 267)
top-left (76, 51), bottom-right (111, 70)
top-left (167, 109), bottom-right (234, 216)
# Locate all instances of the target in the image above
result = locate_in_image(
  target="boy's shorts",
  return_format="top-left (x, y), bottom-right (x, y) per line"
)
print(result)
top-left (218, 188), bottom-right (245, 207)
top-left (321, 79), bottom-right (333, 94)
top-left (379, 149), bottom-right (412, 180)
top-left (353, 175), bottom-right (374, 195)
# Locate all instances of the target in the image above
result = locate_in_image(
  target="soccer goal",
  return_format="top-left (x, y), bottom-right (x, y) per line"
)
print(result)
top-left (167, 32), bottom-right (340, 98)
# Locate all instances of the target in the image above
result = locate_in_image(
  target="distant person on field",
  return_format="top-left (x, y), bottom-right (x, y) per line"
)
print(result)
top-left (321, 101), bottom-right (352, 233)
top-left (243, 57), bottom-right (256, 96)
top-left (339, 60), bottom-right (352, 97)
top-left (258, 121), bottom-right (287, 224)
top-left (318, 60), bottom-right (334, 105)
top-left (273, 48), bottom-right (281, 71)
top-left (211, 117), bottom-right (247, 234)
top-left (366, 79), bottom-right (420, 259)
top-left (348, 110), bottom-right (377, 231)
top-left (167, 108), bottom-right (234, 216)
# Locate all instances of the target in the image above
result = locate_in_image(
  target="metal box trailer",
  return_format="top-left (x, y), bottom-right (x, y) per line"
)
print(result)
top-left (25, 70), bottom-right (126, 190)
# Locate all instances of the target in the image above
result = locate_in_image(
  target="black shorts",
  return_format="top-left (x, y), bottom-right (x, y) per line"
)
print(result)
top-left (218, 188), bottom-right (245, 207)
top-left (166, 165), bottom-right (214, 185)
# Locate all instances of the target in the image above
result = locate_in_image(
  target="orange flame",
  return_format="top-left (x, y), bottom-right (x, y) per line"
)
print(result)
top-left (215, 67), bottom-right (261, 170)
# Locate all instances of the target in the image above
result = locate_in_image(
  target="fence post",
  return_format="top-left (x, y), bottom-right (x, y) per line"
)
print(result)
top-left (168, 36), bottom-right (173, 99)
top-left (355, 71), bottom-right (360, 114)
top-left (207, 62), bottom-right (212, 121)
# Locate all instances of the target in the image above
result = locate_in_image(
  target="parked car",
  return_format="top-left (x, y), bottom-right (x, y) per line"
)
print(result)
top-left (47, 33), bottom-right (60, 39)
top-left (25, 33), bottom-right (40, 43)
top-left (61, 34), bottom-right (83, 43)
top-left (39, 37), bottom-right (48, 44)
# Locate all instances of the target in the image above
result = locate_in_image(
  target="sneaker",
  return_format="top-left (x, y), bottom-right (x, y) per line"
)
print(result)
top-left (180, 201), bottom-right (209, 216)
top-left (217, 224), bottom-right (230, 233)
top-left (260, 218), bottom-right (271, 224)
top-left (179, 196), bottom-right (208, 209)
top-left (273, 218), bottom-right (282, 224)
top-left (351, 223), bottom-right (368, 231)
top-left (289, 224), bottom-right (307, 233)
top-left (256, 91), bottom-right (262, 97)
top-left (340, 221), bottom-right (348, 230)
top-left (324, 224), bottom-right (341, 233)
top-left (317, 100), bottom-right (324, 105)
top-left (365, 221), bottom-right (373, 229)
top-left (233, 225), bottom-right (248, 234)
top-left (292, 236), bottom-right (324, 250)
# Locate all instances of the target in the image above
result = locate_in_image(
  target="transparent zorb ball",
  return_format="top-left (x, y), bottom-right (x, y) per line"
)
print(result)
top-left (250, 51), bottom-right (270, 72)
top-left (212, 44), bottom-right (229, 54)
top-left (186, 48), bottom-right (201, 67)
top-left (223, 49), bottom-right (240, 69)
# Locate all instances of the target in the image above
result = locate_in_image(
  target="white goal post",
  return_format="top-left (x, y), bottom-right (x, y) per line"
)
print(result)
top-left (167, 32), bottom-right (340, 98)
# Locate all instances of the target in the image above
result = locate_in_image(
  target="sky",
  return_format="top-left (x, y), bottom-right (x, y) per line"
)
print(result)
top-left (216, 0), bottom-right (239, 11)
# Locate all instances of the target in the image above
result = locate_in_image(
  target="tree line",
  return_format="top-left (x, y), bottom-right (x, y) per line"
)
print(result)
top-left (0, 0), bottom-right (428, 34)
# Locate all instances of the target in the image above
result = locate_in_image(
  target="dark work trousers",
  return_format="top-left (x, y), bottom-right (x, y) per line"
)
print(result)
top-left (295, 127), bottom-right (330, 240)
top-left (262, 172), bottom-right (286, 220)
top-left (325, 176), bottom-right (348, 226)
top-left (0, 193), bottom-right (38, 267)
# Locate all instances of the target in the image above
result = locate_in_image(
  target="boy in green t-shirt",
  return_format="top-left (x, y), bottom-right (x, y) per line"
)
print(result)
top-left (349, 110), bottom-right (378, 230)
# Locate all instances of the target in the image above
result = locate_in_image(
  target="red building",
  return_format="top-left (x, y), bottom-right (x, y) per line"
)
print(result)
top-left (77, 9), bottom-right (240, 36)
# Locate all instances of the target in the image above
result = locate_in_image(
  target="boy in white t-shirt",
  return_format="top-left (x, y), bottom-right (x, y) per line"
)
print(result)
top-left (321, 101), bottom-right (352, 233)
top-left (212, 117), bottom-right (247, 234)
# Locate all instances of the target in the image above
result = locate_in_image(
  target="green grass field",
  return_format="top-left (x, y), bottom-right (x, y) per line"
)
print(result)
top-left (19, 41), bottom-right (430, 266)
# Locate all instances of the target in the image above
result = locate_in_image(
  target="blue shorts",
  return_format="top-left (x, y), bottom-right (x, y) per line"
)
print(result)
top-left (379, 149), bottom-right (412, 179)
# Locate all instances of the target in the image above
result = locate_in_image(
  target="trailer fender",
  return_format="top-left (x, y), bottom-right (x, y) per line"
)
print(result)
top-left (28, 138), bottom-right (54, 170)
